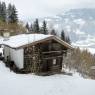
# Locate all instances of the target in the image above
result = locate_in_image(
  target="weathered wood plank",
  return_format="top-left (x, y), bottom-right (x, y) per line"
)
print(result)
top-left (42, 55), bottom-right (63, 60)
top-left (42, 50), bottom-right (67, 54)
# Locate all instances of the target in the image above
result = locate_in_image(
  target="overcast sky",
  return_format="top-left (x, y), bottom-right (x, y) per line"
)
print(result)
top-left (1, 0), bottom-right (95, 20)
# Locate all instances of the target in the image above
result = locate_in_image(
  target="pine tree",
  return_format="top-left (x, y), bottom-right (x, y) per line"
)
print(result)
top-left (7, 4), bottom-right (18, 23)
top-left (66, 36), bottom-right (71, 44)
top-left (50, 29), bottom-right (57, 35)
top-left (1, 2), bottom-right (6, 22)
top-left (26, 22), bottom-right (30, 31)
top-left (30, 23), bottom-right (33, 32)
top-left (41, 20), bottom-right (48, 34)
top-left (0, 2), bottom-right (6, 22)
top-left (33, 19), bottom-right (40, 33)
top-left (0, 2), bottom-right (1, 11)
top-left (0, 2), bottom-right (3, 21)
top-left (7, 4), bottom-right (13, 23)
top-left (61, 30), bottom-right (66, 41)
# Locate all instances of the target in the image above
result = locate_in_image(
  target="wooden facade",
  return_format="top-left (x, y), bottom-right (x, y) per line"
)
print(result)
top-left (23, 39), bottom-right (68, 74)
top-left (2, 34), bottom-right (73, 75)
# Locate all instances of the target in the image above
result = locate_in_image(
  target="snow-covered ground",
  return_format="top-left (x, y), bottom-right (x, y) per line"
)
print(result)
top-left (0, 61), bottom-right (95, 95)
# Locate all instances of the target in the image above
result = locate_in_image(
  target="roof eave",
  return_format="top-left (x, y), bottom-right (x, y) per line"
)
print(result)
top-left (2, 35), bottom-right (74, 50)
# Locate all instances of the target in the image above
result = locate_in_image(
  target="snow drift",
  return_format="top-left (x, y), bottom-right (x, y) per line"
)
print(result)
top-left (0, 61), bottom-right (95, 95)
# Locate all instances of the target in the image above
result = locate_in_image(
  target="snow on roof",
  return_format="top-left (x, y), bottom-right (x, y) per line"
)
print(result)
top-left (0, 34), bottom-right (53, 48)
top-left (0, 33), bottom-right (73, 49)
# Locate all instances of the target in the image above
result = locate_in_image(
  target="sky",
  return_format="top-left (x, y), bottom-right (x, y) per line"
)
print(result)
top-left (1, 0), bottom-right (95, 20)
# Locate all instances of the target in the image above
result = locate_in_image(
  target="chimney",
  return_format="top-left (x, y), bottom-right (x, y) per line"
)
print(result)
top-left (3, 30), bottom-right (10, 41)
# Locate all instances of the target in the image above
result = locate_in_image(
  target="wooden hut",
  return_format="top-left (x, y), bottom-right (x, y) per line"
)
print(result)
top-left (2, 34), bottom-right (73, 74)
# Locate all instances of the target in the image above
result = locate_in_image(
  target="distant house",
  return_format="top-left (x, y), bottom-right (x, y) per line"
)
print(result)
top-left (1, 34), bottom-right (73, 74)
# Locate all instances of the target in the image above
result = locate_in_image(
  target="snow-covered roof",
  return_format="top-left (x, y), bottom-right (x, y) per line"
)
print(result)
top-left (0, 34), bottom-right (73, 49)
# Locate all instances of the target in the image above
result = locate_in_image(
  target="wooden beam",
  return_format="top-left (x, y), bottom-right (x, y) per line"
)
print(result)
top-left (42, 50), bottom-right (67, 54)
top-left (42, 55), bottom-right (63, 60)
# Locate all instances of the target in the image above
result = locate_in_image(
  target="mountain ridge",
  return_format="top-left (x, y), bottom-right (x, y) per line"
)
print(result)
top-left (43, 8), bottom-right (95, 53)
top-left (24, 8), bottom-right (95, 53)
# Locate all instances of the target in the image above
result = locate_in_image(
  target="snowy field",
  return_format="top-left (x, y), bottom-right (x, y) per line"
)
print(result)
top-left (0, 61), bottom-right (95, 95)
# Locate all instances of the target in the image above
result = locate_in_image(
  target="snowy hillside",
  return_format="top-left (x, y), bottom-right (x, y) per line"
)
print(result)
top-left (42, 8), bottom-right (95, 53)
top-left (0, 61), bottom-right (95, 95)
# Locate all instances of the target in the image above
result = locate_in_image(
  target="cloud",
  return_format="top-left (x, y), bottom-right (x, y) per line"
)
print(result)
top-left (1, 0), bottom-right (95, 20)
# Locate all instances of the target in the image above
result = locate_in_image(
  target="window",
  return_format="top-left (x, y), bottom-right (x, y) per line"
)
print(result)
top-left (53, 59), bottom-right (56, 65)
